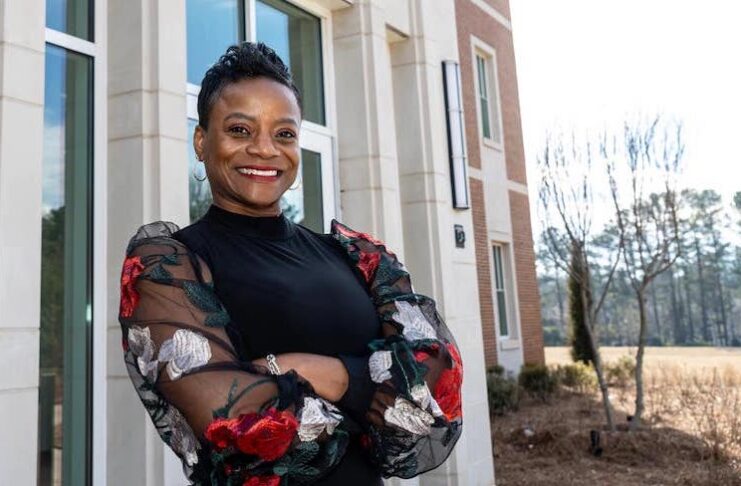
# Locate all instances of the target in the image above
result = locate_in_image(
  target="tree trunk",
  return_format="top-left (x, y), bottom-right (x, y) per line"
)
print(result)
top-left (555, 265), bottom-right (566, 335)
top-left (714, 270), bottom-right (729, 345)
top-left (649, 282), bottom-right (662, 343)
top-left (683, 273), bottom-right (695, 342)
top-left (695, 238), bottom-right (711, 342)
top-left (631, 287), bottom-right (648, 430)
top-left (668, 267), bottom-right (684, 344)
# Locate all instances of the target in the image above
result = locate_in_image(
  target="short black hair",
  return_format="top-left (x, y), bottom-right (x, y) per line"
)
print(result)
top-left (197, 42), bottom-right (302, 129)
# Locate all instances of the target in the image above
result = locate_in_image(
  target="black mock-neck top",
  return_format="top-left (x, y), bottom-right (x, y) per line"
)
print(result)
top-left (173, 205), bottom-right (383, 485)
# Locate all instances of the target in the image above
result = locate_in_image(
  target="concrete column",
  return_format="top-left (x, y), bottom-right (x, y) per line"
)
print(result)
top-left (388, 0), bottom-right (495, 484)
top-left (331, 0), bottom-right (406, 260)
top-left (0, 0), bottom-right (46, 483)
top-left (106, 1), bottom-right (189, 485)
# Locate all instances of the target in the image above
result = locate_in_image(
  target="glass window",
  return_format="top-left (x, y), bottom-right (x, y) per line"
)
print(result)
top-left (39, 44), bottom-right (93, 486)
top-left (257, 0), bottom-right (325, 125)
top-left (476, 54), bottom-right (491, 140)
top-left (46, 0), bottom-right (94, 41)
top-left (475, 52), bottom-right (502, 144)
top-left (279, 149), bottom-right (323, 231)
top-left (492, 245), bottom-right (509, 337)
top-left (186, 0), bottom-right (244, 85)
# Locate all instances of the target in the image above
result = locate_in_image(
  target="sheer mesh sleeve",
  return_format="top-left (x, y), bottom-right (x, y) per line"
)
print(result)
top-left (119, 222), bottom-right (349, 485)
top-left (330, 221), bottom-right (463, 479)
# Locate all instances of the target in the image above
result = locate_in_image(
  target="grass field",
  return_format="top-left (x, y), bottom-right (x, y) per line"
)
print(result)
top-left (492, 347), bottom-right (741, 485)
top-left (545, 346), bottom-right (741, 369)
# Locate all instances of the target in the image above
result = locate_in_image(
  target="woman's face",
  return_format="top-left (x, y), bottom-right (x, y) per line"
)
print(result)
top-left (194, 77), bottom-right (301, 217)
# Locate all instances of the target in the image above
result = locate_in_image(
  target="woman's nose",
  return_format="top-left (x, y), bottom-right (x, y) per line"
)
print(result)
top-left (246, 131), bottom-right (280, 158)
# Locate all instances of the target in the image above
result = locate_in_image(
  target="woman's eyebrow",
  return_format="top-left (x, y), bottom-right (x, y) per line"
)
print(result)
top-left (224, 112), bottom-right (298, 127)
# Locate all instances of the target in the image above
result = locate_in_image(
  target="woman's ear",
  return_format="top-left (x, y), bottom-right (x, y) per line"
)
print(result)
top-left (194, 124), bottom-right (206, 161)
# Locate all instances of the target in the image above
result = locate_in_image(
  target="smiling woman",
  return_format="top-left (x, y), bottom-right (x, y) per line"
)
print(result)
top-left (118, 42), bottom-right (463, 485)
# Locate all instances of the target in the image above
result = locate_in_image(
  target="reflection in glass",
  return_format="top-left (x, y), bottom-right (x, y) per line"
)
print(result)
top-left (257, 0), bottom-right (325, 125)
top-left (280, 149), bottom-right (323, 232)
top-left (39, 44), bottom-right (92, 486)
top-left (186, 0), bottom-right (243, 85)
top-left (46, 0), bottom-right (93, 41)
top-left (188, 119), bottom-right (213, 222)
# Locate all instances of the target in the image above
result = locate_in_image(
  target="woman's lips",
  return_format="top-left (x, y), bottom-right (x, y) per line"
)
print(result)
top-left (236, 166), bottom-right (282, 183)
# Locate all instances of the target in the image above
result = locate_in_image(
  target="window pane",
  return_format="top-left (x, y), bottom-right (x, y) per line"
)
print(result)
top-left (39, 44), bottom-right (92, 486)
top-left (188, 118), bottom-right (213, 222)
top-left (497, 291), bottom-right (509, 336)
top-left (257, 0), bottom-right (325, 125)
top-left (476, 56), bottom-right (491, 139)
top-left (280, 149), bottom-right (324, 232)
top-left (46, 0), bottom-right (93, 40)
top-left (187, 0), bottom-right (243, 85)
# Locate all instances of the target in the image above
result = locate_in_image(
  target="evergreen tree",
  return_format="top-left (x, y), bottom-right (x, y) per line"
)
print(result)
top-left (568, 242), bottom-right (595, 364)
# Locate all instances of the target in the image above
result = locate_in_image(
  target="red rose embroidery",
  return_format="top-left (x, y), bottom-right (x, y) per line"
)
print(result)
top-left (357, 251), bottom-right (381, 283)
top-left (204, 416), bottom-right (238, 450)
top-left (234, 408), bottom-right (298, 461)
top-left (243, 475), bottom-right (281, 486)
top-left (414, 343), bottom-right (441, 362)
top-left (120, 256), bottom-right (145, 318)
top-left (433, 344), bottom-right (463, 421)
top-left (335, 224), bottom-right (396, 256)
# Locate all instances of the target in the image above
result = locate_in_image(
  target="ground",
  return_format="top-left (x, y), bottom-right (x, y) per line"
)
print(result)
top-left (491, 347), bottom-right (741, 486)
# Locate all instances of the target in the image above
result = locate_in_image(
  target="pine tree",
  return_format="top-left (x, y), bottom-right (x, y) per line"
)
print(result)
top-left (568, 242), bottom-right (595, 364)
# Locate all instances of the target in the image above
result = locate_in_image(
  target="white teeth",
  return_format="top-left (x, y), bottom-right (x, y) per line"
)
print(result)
top-left (237, 167), bottom-right (279, 177)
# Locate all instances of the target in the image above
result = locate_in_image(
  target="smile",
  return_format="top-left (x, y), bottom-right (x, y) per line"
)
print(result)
top-left (237, 167), bottom-right (279, 176)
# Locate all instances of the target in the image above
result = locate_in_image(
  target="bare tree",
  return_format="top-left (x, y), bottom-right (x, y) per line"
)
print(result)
top-left (538, 133), bottom-right (621, 432)
top-left (603, 116), bottom-right (683, 429)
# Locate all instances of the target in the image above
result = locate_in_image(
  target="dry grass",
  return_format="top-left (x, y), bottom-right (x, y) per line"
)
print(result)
top-left (492, 347), bottom-right (741, 485)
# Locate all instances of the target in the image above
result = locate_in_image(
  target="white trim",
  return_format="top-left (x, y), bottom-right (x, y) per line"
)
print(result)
top-left (44, 28), bottom-right (96, 56)
top-left (91, 0), bottom-right (108, 484)
top-left (469, 0), bottom-right (512, 31)
top-left (500, 339), bottom-right (520, 351)
top-left (507, 180), bottom-right (528, 195)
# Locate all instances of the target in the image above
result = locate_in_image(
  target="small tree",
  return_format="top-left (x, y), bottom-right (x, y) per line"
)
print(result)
top-left (539, 133), bottom-right (621, 431)
top-left (603, 116), bottom-right (683, 429)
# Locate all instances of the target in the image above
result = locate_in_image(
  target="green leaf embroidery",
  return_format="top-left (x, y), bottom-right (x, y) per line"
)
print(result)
top-left (205, 309), bottom-right (230, 328)
top-left (183, 281), bottom-right (223, 313)
top-left (148, 264), bottom-right (173, 284)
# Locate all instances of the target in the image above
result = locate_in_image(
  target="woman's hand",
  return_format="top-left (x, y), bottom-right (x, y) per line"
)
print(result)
top-left (252, 353), bottom-right (349, 402)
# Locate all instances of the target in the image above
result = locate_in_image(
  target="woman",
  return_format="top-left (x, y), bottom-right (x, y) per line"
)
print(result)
top-left (118, 42), bottom-right (462, 485)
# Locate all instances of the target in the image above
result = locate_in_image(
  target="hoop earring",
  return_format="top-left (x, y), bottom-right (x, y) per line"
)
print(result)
top-left (289, 173), bottom-right (302, 191)
top-left (193, 163), bottom-right (207, 182)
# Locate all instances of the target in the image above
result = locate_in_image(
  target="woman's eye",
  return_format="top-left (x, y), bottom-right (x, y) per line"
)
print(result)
top-left (277, 130), bottom-right (296, 140)
top-left (229, 126), bottom-right (251, 135)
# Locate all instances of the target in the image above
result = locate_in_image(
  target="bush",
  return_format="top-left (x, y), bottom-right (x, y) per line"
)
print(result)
top-left (604, 355), bottom-right (635, 388)
top-left (553, 362), bottom-right (597, 392)
top-left (518, 363), bottom-right (557, 402)
top-left (486, 367), bottom-right (519, 415)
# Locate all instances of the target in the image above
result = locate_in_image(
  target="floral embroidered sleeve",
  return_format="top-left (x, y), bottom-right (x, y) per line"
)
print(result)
top-left (330, 220), bottom-right (463, 479)
top-left (119, 222), bottom-right (349, 485)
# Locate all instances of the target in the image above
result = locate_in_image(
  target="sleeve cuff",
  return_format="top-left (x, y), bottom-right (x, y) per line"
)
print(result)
top-left (336, 354), bottom-right (376, 420)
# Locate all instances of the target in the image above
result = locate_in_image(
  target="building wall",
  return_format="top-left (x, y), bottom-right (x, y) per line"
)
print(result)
top-left (455, 0), bottom-right (544, 371)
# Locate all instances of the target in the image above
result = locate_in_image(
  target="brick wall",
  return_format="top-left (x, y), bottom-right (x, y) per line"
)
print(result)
top-left (456, 0), bottom-right (527, 185)
top-left (470, 178), bottom-right (498, 368)
top-left (457, 0), bottom-right (544, 366)
top-left (509, 191), bottom-right (544, 364)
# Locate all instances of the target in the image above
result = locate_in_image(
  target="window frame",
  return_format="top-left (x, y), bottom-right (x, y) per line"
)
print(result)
top-left (490, 242), bottom-right (520, 347)
top-left (42, 0), bottom-right (107, 483)
top-left (470, 37), bottom-right (503, 149)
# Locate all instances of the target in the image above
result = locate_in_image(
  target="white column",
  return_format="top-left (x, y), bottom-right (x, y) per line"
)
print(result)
top-left (106, 1), bottom-right (189, 485)
top-left (389, 0), bottom-right (495, 484)
top-left (332, 0), bottom-right (406, 260)
top-left (0, 1), bottom-right (46, 484)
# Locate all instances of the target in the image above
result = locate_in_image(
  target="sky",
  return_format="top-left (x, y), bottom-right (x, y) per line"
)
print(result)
top-left (509, 0), bottom-right (741, 233)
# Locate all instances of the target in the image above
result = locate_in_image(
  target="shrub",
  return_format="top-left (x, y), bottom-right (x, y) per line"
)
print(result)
top-left (553, 362), bottom-right (597, 392)
top-left (486, 367), bottom-right (519, 415)
top-left (604, 355), bottom-right (636, 388)
top-left (518, 363), bottom-right (557, 402)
